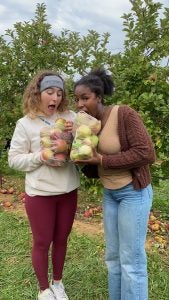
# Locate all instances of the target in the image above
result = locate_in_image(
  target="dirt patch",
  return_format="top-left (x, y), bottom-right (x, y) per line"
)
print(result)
top-left (73, 219), bottom-right (104, 237)
top-left (0, 192), bottom-right (168, 254)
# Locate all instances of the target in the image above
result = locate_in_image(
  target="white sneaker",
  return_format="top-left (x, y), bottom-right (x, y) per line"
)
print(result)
top-left (38, 288), bottom-right (56, 300)
top-left (50, 282), bottom-right (69, 300)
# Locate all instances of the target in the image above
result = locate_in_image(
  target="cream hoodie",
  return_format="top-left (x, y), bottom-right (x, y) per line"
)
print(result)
top-left (8, 111), bottom-right (80, 196)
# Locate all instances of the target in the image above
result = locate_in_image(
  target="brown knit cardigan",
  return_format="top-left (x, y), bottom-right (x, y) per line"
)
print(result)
top-left (101, 105), bottom-right (156, 189)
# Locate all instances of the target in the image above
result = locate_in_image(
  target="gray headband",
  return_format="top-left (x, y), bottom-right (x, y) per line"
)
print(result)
top-left (40, 75), bottom-right (64, 92)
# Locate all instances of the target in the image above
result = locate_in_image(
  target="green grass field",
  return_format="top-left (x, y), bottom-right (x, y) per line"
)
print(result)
top-left (0, 177), bottom-right (169, 299)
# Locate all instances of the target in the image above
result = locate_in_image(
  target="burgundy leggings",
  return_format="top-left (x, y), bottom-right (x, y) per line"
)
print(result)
top-left (25, 189), bottom-right (77, 290)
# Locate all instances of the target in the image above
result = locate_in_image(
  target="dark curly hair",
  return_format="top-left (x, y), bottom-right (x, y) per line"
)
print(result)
top-left (74, 67), bottom-right (114, 103)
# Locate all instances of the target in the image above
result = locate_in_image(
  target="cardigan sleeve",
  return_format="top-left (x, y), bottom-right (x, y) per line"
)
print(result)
top-left (101, 106), bottom-right (156, 170)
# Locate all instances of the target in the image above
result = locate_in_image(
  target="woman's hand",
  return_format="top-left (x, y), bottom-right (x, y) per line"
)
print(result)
top-left (65, 121), bottom-right (73, 133)
top-left (73, 149), bottom-right (102, 166)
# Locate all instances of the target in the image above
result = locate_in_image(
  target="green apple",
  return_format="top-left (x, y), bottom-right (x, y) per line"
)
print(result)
top-left (76, 124), bottom-right (92, 138)
top-left (89, 135), bottom-right (99, 147)
top-left (41, 136), bottom-right (52, 148)
top-left (70, 149), bottom-right (79, 161)
top-left (78, 145), bottom-right (92, 159)
top-left (84, 135), bottom-right (98, 148)
top-left (55, 118), bottom-right (66, 131)
top-left (72, 139), bottom-right (83, 149)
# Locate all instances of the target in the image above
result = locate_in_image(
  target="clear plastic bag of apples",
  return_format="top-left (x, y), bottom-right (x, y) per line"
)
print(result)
top-left (40, 118), bottom-right (72, 166)
top-left (70, 111), bottom-right (101, 161)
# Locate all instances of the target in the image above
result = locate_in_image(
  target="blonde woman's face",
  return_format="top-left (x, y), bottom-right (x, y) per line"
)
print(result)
top-left (40, 87), bottom-right (63, 116)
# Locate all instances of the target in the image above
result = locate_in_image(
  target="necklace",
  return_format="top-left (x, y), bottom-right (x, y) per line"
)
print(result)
top-left (38, 116), bottom-right (52, 126)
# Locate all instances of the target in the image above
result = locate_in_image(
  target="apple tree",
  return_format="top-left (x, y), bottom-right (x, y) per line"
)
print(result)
top-left (0, 3), bottom-right (112, 174)
top-left (108, 0), bottom-right (169, 182)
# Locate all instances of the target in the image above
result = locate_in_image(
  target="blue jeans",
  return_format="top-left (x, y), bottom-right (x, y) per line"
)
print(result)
top-left (103, 183), bottom-right (153, 300)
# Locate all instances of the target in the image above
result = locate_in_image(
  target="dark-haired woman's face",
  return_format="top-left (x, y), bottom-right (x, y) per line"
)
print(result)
top-left (74, 85), bottom-right (100, 118)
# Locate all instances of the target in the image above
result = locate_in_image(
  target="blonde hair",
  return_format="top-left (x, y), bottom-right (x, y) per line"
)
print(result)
top-left (23, 69), bottom-right (68, 117)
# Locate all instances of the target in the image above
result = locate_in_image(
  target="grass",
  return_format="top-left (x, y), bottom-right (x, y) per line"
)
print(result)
top-left (0, 212), bottom-right (108, 300)
top-left (0, 175), bottom-right (169, 299)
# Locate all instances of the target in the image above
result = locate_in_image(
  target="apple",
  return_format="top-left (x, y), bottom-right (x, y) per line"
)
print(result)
top-left (90, 135), bottom-right (99, 147)
top-left (55, 118), bottom-right (66, 131)
top-left (84, 135), bottom-right (98, 148)
top-left (54, 153), bottom-right (66, 161)
top-left (4, 201), bottom-right (12, 208)
top-left (61, 131), bottom-right (72, 142)
top-left (91, 121), bottom-right (101, 134)
top-left (0, 189), bottom-right (7, 194)
top-left (150, 223), bottom-right (160, 231)
top-left (76, 125), bottom-right (92, 138)
top-left (166, 223), bottom-right (169, 231)
top-left (70, 149), bottom-right (79, 161)
top-left (149, 214), bottom-right (156, 222)
top-left (7, 187), bottom-right (14, 194)
top-left (78, 145), bottom-right (92, 159)
top-left (41, 136), bottom-right (51, 148)
top-left (40, 127), bottom-right (51, 138)
top-left (41, 148), bottom-right (53, 160)
top-left (52, 139), bottom-right (68, 153)
top-left (83, 137), bottom-right (93, 147)
top-left (71, 139), bottom-right (83, 149)
top-left (50, 128), bottom-right (62, 140)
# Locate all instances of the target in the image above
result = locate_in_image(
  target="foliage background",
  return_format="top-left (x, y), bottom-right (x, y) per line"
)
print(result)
top-left (0, 0), bottom-right (169, 181)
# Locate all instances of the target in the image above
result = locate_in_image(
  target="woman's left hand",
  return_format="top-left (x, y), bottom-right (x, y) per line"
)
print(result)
top-left (73, 149), bottom-right (102, 166)
top-left (65, 121), bottom-right (73, 133)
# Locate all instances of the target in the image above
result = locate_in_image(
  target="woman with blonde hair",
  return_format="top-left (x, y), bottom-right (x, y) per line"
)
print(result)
top-left (8, 70), bottom-right (80, 300)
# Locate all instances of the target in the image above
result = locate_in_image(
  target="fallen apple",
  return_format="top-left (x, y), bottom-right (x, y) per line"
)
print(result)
top-left (7, 187), bottom-right (14, 194)
top-left (166, 223), bottom-right (169, 231)
top-left (4, 201), bottom-right (12, 208)
top-left (150, 223), bottom-right (160, 231)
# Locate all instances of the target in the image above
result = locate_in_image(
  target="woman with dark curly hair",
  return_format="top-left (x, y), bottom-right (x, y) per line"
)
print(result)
top-left (73, 67), bottom-right (155, 300)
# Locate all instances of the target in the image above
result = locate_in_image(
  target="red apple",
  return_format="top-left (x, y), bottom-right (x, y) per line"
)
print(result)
top-left (50, 128), bottom-right (62, 140)
top-left (166, 223), bottom-right (169, 231)
top-left (54, 153), bottom-right (66, 161)
top-left (52, 139), bottom-right (68, 153)
top-left (7, 187), bottom-right (14, 194)
top-left (41, 148), bottom-right (53, 160)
